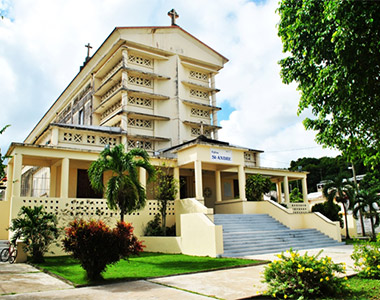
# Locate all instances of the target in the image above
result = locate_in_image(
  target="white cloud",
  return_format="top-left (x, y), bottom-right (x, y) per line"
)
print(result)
top-left (0, 0), bottom-right (340, 166)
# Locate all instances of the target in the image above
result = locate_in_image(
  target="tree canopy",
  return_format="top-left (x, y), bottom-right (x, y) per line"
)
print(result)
top-left (88, 144), bottom-right (155, 222)
top-left (154, 165), bottom-right (178, 235)
top-left (353, 188), bottom-right (380, 240)
top-left (289, 155), bottom-right (367, 192)
top-left (277, 0), bottom-right (380, 167)
top-left (246, 174), bottom-right (272, 201)
top-left (323, 175), bottom-right (355, 239)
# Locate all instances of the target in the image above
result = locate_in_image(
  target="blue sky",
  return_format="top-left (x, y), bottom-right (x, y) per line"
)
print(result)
top-left (0, 0), bottom-right (339, 168)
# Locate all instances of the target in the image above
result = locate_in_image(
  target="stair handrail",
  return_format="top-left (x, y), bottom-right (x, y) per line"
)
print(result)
top-left (313, 211), bottom-right (340, 225)
top-left (175, 198), bottom-right (214, 215)
top-left (264, 199), bottom-right (341, 241)
top-left (266, 199), bottom-right (293, 214)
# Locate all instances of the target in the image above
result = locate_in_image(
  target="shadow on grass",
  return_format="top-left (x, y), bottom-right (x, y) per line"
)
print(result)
top-left (34, 252), bottom-right (267, 287)
top-left (38, 256), bottom-right (80, 267)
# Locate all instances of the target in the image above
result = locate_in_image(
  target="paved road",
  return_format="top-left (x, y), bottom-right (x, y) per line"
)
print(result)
top-left (0, 245), bottom-right (356, 300)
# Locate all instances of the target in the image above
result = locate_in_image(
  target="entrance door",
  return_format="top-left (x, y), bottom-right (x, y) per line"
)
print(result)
top-left (180, 176), bottom-right (195, 199)
top-left (76, 169), bottom-right (103, 198)
top-left (180, 176), bottom-right (188, 199)
top-left (233, 179), bottom-right (240, 198)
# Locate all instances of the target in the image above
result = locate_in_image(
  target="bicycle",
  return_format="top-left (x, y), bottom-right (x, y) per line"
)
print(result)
top-left (0, 241), bottom-right (18, 264)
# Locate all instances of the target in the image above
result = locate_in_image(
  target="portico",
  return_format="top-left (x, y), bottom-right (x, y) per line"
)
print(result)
top-left (159, 135), bottom-right (309, 211)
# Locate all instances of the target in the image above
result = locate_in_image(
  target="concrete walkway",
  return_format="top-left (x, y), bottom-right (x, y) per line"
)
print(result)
top-left (0, 245), bottom-right (356, 300)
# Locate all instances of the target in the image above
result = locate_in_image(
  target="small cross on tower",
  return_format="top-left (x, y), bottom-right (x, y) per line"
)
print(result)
top-left (85, 43), bottom-right (93, 60)
top-left (168, 9), bottom-right (179, 26)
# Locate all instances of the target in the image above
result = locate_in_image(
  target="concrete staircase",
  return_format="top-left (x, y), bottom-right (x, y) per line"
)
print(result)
top-left (214, 214), bottom-right (344, 257)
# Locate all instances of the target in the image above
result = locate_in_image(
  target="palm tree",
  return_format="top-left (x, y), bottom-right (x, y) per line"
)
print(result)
top-left (88, 144), bottom-right (155, 222)
top-left (353, 188), bottom-right (380, 240)
top-left (323, 175), bottom-right (355, 239)
top-left (9, 206), bottom-right (59, 263)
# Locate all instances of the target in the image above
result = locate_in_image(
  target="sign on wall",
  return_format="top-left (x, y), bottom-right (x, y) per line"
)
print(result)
top-left (210, 148), bottom-right (232, 163)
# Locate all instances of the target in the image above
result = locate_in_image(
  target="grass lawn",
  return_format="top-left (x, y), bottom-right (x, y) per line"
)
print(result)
top-left (35, 252), bottom-right (262, 286)
top-left (345, 238), bottom-right (372, 245)
top-left (258, 277), bottom-right (380, 300)
top-left (318, 277), bottom-right (380, 300)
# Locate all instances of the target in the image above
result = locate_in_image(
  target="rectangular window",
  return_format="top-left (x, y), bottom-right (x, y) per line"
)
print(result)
top-left (190, 89), bottom-right (209, 100)
top-left (128, 54), bottom-right (153, 68)
top-left (189, 70), bottom-right (208, 82)
top-left (78, 109), bottom-right (84, 125)
top-left (191, 108), bottom-right (210, 118)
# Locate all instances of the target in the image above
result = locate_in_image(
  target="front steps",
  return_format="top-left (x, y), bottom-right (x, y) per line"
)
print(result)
top-left (214, 214), bottom-right (344, 257)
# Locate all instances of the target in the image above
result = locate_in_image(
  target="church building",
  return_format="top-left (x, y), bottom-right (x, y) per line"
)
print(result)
top-left (0, 11), bottom-right (342, 257)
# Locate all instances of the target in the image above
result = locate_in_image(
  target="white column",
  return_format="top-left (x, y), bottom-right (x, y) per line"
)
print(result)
top-left (215, 170), bottom-right (222, 202)
top-left (238, 165), bottom-right (246, 201)
top-left (121, 135), bottom-right (127, 147)
top-left (12, 154), bottom-right (22, 197)
top-left (194, 160), bottom-right (203, 200)
top-left (92, 104), bottom-right (101, 126)
top-left (60, 158), bottom-right (69, 198)
top-left (302, 177), bottom-right (308, 203)
top-left (210, 74), bottom-right (218, 140)
top-left (122, 49), bottom-right (129, 67)
top-left (121, 93), bottom-right (128, 132)
top-left (276, 181), bottom-right (282, 203)
top-left (255, 153), bottom-right (261, 167)
top-left (49, 166), bottom-right (57, 197)
top-left (5, 162), bottom-right (14, 201)
top-left (283, 176), bottom-right (290, 203)
top-left (139, 168), bottom-right (146, 189)
top-left (173, 167), bottom-right (180, 200)
top-left (51, 127), bottom-right (59, 145)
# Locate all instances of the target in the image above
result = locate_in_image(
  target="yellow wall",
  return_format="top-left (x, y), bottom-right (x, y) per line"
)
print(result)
top-left (15, 242), bottom-right (28, 263)
top-left (68, 167), bottom-right (77, 198)
top-left (203, 172), bottom-right (216, 208)
top-left (177, 144), bottom-right (245, 167)
top-left (8, 196), bottom-right (175, 238)
top-left (243, 201), bottom-right (342, 241)
top-left (56, 165), bottom-right (61, 197)
top-left (174, 198), bottom-right (213, 235)
top-left (9, 197), bottom-right (221, 258)
top-left (143, 236), bottom-right (182, 253)
top-left (172, 198), bottom-right (222, 257)
top-left (0, 200), bottom-right (10, 239)
top-left (214, 199), bottom-right (244, 214)
top-left (341, 214), bottom-right (357, 238)
top-left (181, 213), bottom-right (223, 257)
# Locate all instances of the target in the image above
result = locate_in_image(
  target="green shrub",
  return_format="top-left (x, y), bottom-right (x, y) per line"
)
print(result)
top-left (263, 249), bottom-right (348, 299)
top-left (246, 174), bottom-right (272, 201)
top-left (290, 188), bottom-right (303, 203)
top-left (351, 233), bottom-right (380, 279)
top-left (9, 206), bottom-right (59, 263)
top-left (63, 219), bottom-right (143, 281)
top-left (143, 214), bottom-right (176, 236)
top-left (155, 165), bottom-right (178, 235)
top-left (311, 201), bottom-right (343, 228)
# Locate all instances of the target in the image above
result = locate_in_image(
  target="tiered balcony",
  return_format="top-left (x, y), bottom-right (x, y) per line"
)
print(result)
top-left (93, 63), bottom-right (171, 127)
top-left (51, 123), bottom-right (123, 151)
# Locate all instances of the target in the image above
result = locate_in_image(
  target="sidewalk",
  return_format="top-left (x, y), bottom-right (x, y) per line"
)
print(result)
top-left (0, 245), bottom-right (356, 300)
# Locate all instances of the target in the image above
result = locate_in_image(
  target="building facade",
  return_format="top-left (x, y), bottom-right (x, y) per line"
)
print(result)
top-left (1, 23), bottom-right (341, 257)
